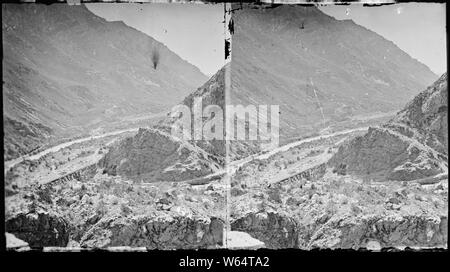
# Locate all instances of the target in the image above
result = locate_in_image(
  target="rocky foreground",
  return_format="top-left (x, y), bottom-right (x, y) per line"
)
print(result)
top-left (6, 167), bottom-right (225, 249)
top-left (231, 171), bottom-right (447, 249)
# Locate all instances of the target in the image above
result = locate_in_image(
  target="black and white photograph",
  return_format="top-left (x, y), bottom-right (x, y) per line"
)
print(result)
top-left (2, 0), bottom-right (448, 263)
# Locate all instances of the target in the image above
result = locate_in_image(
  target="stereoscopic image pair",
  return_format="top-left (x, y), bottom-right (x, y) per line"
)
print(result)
top-left (3, 1), bottom-right (447, 251)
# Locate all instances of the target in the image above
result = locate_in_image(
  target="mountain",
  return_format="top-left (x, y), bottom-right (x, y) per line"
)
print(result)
top-left (2, 4), bottom-right (208, 160)
top-left (230, 4), bottom-right (438, 144)
top-left (329, 73), bottom-right (448, 181)
top-left (99, 66), bottom-right (228, 182)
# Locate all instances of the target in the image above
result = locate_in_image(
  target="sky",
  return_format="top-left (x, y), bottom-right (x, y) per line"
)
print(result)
top-left (319, 3), bottom-right (447, 75)
top-left (85, 3), bottom-right (446, 76)
top-left (86, 3), bottom-right (224, 76)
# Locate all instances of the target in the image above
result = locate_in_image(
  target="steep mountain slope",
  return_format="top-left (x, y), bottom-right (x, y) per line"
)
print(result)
top-left (161, 64), bottom-right (260, 161)
top-left (231, 4), bottom-right (438, 143)
top-left (329, 73), bottom-right (448, 181)
top-left (2, 4), bottom-right (207, 160)
top-left (164, 66), bottom-right (227, 159)
top-left (100, 66), bottom-right (228, 182)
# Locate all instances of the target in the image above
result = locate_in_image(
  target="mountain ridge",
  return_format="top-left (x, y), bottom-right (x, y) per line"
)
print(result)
top-left (2, 3), bottom-right (208, 160)
top-left (231, 4), bottom-right (438, 145)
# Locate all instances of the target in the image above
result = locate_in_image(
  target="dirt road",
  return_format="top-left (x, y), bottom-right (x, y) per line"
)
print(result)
top-left (4, 128), bottom-right (140, 174)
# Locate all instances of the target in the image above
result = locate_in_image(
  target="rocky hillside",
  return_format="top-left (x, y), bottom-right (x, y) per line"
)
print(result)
top-left (329, 73), bottom-right (448, 181)
top-left (393, 73), bottom-right (448, 154)
top-left (163, 64), bottom-right (260, 161)
top-left (229, 105), bottom-right (447, 249)
top-left (2, 4), bottom-right (207, 160)
top-left (99, 128), bottom-right (222, 183)
top-left (164, 66), bottom-right (227, 159)
top-left (231, 4), bottom-right (438, 143)
top-left (99, 63), bottom-right (266, 182)
top-left (99, 66), bottom-right (228, 183)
